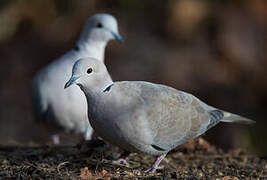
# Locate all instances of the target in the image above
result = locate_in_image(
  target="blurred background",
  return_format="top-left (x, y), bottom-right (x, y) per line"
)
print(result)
top-left (0, 0), bottom-right (266, 155)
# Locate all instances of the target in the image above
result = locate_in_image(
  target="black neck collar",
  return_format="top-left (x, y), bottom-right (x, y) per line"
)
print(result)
top-left (103, 83), bottom-right (114, 93)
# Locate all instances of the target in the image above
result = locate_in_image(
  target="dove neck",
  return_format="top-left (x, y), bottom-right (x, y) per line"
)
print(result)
top-left (80, 77), bottom-right (113, 100)
top-left (81, 79), bottom-right (113, 115)
top-left (76, 40), bottom-right (107, 62)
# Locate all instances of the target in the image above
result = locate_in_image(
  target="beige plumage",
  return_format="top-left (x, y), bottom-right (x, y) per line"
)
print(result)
top-left (65, 58), bottom-right (255, 173)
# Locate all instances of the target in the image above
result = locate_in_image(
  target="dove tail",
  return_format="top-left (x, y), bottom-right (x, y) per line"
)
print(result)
top-left (221, 111), bottom-right (256, 125)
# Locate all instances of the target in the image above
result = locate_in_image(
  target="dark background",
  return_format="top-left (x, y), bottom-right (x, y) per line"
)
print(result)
top-left (0, 0), bottom-right (266, 155)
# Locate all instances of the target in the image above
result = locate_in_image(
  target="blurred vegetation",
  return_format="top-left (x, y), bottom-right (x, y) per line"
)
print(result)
top-left (0, 0), bottom-right (266, 155)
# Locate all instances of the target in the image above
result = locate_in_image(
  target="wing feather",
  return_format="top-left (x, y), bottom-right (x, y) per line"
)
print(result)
top-left (135, 82), bottom-right (213, 150)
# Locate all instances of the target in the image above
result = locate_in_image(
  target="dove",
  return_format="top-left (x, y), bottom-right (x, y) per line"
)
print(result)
top-left (32, 13), bottom-right (123, 144)
top-left (65, 58), bottom-right (255, 173)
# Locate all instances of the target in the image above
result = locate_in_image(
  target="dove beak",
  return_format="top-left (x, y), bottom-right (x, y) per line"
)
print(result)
top-left (64, 76), bottom-right (79, 89)
top-left (112, 31), bottom-right (124, 42)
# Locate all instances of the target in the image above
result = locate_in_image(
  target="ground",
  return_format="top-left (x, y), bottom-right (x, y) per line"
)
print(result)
top-left (0, 138), bottom-right (266, 179)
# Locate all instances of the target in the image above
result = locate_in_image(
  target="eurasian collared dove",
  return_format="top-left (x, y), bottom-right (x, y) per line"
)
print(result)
top-left (32, 13), bottom-right (123, 143)
top-left (65, 58), bottom-right (255, 173)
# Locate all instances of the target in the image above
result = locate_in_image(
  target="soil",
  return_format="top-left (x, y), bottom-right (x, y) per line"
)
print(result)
top-left (0, 138), bottom-right (266, 180)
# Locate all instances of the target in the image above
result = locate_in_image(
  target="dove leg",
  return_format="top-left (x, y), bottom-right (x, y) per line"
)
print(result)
top-left (112, 151), bottom-right (130, 167)
top-left (144, 154), bottom-right (166, 173)
top-left (51, 134), bottom-right (60, 145)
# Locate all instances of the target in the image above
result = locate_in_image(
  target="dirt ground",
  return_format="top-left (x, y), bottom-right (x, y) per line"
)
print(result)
top-left (0, 138), bottom-right (265, 179)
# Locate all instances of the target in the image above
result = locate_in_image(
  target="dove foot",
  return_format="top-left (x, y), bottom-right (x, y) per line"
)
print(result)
top-left (143, 154), bottom-right (166, 173)
top-left (112, 158), bottom-right (130, 167)
top-left (112, 151), bottom-right (130, 167)
top-left (51, 134), bottom-right (60, 145)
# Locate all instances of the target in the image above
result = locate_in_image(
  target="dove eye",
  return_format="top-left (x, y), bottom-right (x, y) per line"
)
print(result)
top-left (87, 68), bottom-right (93, 74)
top-left (97, 23), bottom-right (103, 28)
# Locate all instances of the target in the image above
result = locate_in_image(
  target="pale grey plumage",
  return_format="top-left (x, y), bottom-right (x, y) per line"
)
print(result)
top-left (32, 13), bottom-right (122, 141)
top-left (65, 58), bottom-right (255, 172)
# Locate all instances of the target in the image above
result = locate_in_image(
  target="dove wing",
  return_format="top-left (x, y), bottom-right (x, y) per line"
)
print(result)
top-left (132, 82), bottom-right (218, 151)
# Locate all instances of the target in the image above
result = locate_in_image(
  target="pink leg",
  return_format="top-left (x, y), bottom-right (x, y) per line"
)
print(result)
top-left (52, 134), bottom-right (60, 145)
top-left (112, 151), bottom-right (130, 167)
top-left (143, 154), bottom-right (166, 173)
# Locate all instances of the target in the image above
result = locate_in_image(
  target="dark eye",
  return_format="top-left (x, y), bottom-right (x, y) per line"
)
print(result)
top-left (97, 23), bottom-right (103, 28)
top-left (87, 68), bottom-right (93, 74)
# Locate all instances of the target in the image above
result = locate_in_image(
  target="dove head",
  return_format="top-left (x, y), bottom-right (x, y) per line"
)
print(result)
top-left (77, 13), bottom-right (123, 46)
top-left (65, 58), bottom-right (113, 93)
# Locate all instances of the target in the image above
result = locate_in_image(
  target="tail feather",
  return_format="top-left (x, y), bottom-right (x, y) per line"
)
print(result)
top-left (221, 111), bottom-right (256, 125)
